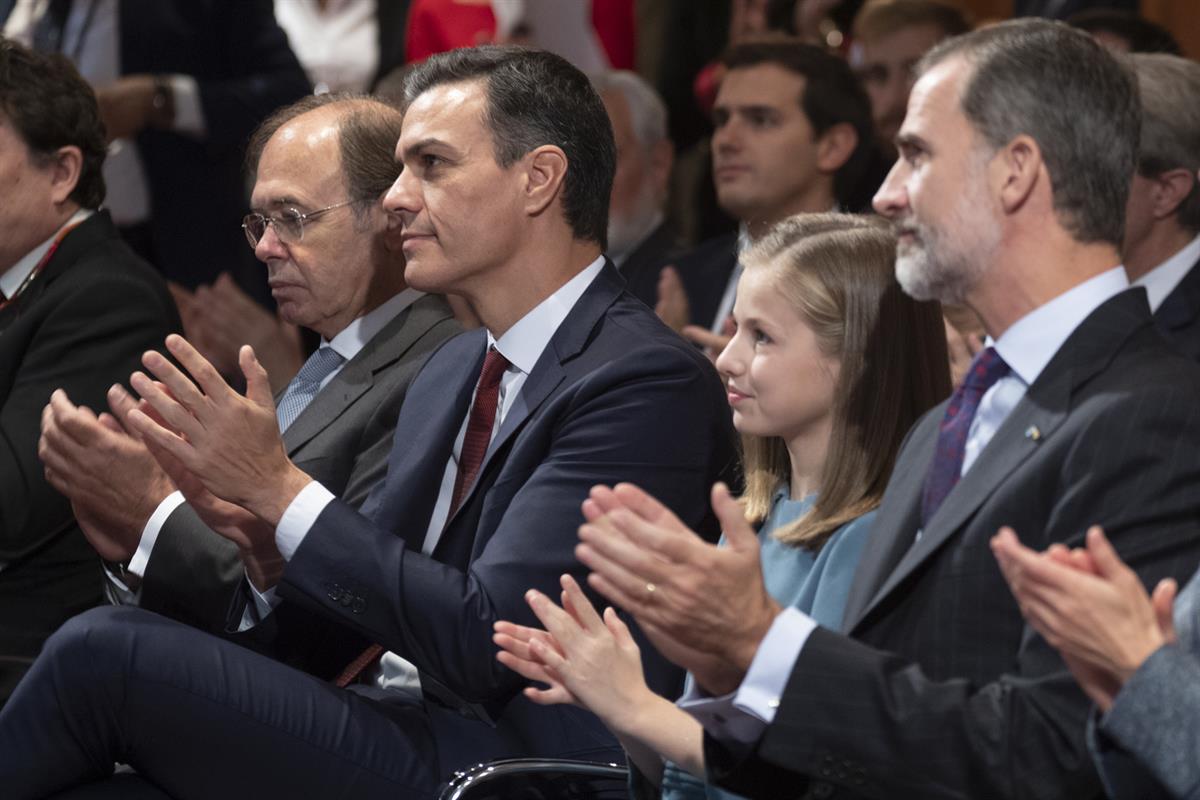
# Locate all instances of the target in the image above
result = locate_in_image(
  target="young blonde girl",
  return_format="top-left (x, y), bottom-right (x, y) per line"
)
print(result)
top-left (495, 213), bottom-right (951, 799)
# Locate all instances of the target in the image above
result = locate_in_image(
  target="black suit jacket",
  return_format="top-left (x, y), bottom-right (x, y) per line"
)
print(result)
top-left (616, 222), bottom-right (681, 309)
top-left (0, 211), bottom-right (179, 684)
top-left (256, 263), bottom-right (738, 772)
top-left (119, 0), bottom-right (310, 296)
top-left (707, 289), bottom-right (1200, 800)
top-left (674, 233), bottom-right (738, 329)
top-left (1153, 253), bottom-right (1200, 363)
top-left (137, 295), bottom-right (461, 633)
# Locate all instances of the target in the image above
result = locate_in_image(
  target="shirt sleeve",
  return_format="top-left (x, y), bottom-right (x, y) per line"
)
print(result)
top-left (274, 480), bottom-right (334, 561)
top-left (168, 74), bottom-right (206, 137)
top-left (126, 490), bottom-right (187, 577)
top-left (677, 607), bottom-right (816, 744)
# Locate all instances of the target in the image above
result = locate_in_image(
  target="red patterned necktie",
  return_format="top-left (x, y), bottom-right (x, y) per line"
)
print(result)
top-left (334, 345), bottom-right (511, 689)
top-left (449, 345), bottom-right (511, 516)
top-left (919, 346), bottom-right (1010, 529)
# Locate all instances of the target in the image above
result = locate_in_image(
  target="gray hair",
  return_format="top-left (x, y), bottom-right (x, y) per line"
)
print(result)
top-left (590, 70), bottom-right (669, 154)
top-left (1126, 53), bottom-right (1200, 234)
top-left (919, 19), bottom-right (1140, 248)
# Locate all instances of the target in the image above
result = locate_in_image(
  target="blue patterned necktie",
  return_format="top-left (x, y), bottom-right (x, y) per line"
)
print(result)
top-left (275, 346), bottom-right (344, 433)
top-left (920, 346), bottom-right (1010, 528)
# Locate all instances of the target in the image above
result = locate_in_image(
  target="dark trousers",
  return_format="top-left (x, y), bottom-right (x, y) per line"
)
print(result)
top-left (0, 606), bottom-right (441, 799)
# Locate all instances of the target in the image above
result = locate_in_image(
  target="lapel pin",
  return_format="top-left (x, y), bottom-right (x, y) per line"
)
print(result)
top-left (1024, 425), bottom-right (1042, 442)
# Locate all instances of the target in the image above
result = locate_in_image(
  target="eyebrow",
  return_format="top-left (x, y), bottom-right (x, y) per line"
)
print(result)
top-left (400, 137), bottom-right (452, 162)
top-left (894, 132), bottom-right (930, 152)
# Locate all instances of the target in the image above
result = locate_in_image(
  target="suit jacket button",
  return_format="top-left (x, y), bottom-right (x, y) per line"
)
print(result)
top-left (351, 597), bottom-right (366, 614)
top-left (813, 781), bottom-right (834, 798)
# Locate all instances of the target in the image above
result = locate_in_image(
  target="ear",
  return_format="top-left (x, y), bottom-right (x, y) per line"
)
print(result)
top-left (814, 122), bottom-right (858, 175)
top-left (994, 134), bottom-right (1040, 215)
top-left (47, 145), bottom-right (83, 206)
top-left (523, 145), bottom-right (568, 218)
top-left (1148, 167), bottom-right (1196, 221)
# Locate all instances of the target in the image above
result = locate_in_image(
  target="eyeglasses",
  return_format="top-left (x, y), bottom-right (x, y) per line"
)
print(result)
top-left (241, 199), bottom-right (357, 248)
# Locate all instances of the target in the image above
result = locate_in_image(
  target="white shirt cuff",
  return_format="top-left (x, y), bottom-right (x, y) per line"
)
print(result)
top-left (169, 75), bottom-right (206, 137)
top-left (127, 490), bottom-right (186, 578)
top-left (678, 608), bottom-right (816, 745)
top-left (275, 481), bottom-right (333, 561)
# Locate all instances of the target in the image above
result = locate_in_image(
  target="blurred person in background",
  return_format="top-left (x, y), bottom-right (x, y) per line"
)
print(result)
top-left (656, 38), bottom-right (873, 359)
top-left (592, 69), bottom-right (679, 309)
top-left (1120, 53), bottom-right (1200, 362)
top-left (1, 0), bottom-right (310, 303)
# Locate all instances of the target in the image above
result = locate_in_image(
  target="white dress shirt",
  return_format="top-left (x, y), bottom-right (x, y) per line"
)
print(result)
top-left (4, 0), bottom-right (206, 227)
top-left (681, 266), bottom-right (1132, 744)
top-left (273, 0), bottom-right (379, 94)
top-left (108, 288), bottom-right (425, 598)
top-left (1133, 234), bottom-right (1200, 313)
top-left (262, 257), bottom-right (606, 694)
top-left (0, 209), bottom-right (93, 300)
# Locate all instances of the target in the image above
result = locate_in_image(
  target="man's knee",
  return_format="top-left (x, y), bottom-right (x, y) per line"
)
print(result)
top-left (39, 606), bottom-right (152, 680)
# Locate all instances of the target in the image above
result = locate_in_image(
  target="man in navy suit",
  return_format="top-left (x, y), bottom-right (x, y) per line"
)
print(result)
top-left (0, 46), bottom-right (736, 798)
top-left (1121, 53), bottom-right (1200, 363)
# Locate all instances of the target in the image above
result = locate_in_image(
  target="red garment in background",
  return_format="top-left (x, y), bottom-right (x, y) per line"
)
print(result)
top-left (405, 0), bottom-right (635, 69)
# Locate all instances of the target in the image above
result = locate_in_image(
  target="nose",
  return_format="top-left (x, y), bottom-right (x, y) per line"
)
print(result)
top-left (872, 159), bottom-right (909, 219)
top-left (253, 221), bottom-right (287, 264)
top-left (714, 328), bottom-right (745, 379)
top-left (711, 119), bottom-right (741, 157)
top-left (382, 166), bottom-right (420, 222)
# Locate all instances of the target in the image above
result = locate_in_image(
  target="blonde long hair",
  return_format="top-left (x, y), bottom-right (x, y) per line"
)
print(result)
top-left (739, 213), bottom-right (950, 549)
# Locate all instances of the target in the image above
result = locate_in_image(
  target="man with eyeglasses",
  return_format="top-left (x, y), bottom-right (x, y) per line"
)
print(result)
top-left (1, 46), bottom-right (735, 798)
top-left (37, 93), bottom-right (460, 642)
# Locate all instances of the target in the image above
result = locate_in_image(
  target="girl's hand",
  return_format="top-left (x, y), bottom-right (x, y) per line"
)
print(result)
top-left (494, 574), bottom-right (658, 734)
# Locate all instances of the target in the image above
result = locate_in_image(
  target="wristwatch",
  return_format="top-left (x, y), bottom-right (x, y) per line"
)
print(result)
top-left (149, 75), bottom-right (176, 130)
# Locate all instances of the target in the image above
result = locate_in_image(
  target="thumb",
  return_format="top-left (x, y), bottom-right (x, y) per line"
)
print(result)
top-left (240, 346), bottom-right (274, 408)
top-left (712, 482), bottom-right (756, 551)
top-left (1152, 578), bottom-right (1178, 644)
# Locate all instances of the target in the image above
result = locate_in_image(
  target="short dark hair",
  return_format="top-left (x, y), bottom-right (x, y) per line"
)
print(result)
top-left (402, 45), bottom-right (616, 248)
top-left (1068, 10), bottom-right (1181, 55)
top-left (1127, 53), bottom-right (1200, 235)
top-left (853, 0), bottom-right (971, 42)
top-left (245, 93), bottom-right (404, 221)
top-left (919, 19), bottom-right (1139, 247)
top-left (720, 37), bottom-right (875, 209)
top-left (0, 36), bottom-right (106, 208)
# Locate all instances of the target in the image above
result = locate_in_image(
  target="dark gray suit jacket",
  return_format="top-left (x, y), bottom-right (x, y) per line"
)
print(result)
top-left (706, 289), bottom-right (1200, 800)
top-left (136, 294), bottom-right (460, 632)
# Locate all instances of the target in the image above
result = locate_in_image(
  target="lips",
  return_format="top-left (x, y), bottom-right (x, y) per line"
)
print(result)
top-left (726, 385), bottom-right (752, 405)
top-left (714, 164), bottom-right (751, 181)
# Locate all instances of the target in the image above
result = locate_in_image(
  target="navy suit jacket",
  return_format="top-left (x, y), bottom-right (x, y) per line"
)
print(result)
top-left (1153, 253), bottom-right (1200, 363)
top-left (270, 263), bottom-right (739, 769)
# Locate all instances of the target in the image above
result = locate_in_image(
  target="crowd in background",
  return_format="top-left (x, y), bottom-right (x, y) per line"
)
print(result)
top-left (1, 1), bottom-right (1199, 798)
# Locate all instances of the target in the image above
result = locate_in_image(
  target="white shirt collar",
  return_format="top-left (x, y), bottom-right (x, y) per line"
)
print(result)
top-left (324, 287), bottom-right (425, 362)
top-left (991, 266), bottom-right (1130, 386)
top-left (488, 256), bottom-right (606, 375)
top-left (0, 209), bottom-right (94, 299)
top-left (1133, 233), bottom-right (1200, 312)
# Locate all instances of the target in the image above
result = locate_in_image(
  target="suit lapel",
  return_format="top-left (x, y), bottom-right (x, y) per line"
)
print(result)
top-left (439, 263), bottom-right (624, 531)
top-left (847, 289), bottom-right (1152, 630)
top-left (281, 295), bottom-right (451, 454)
